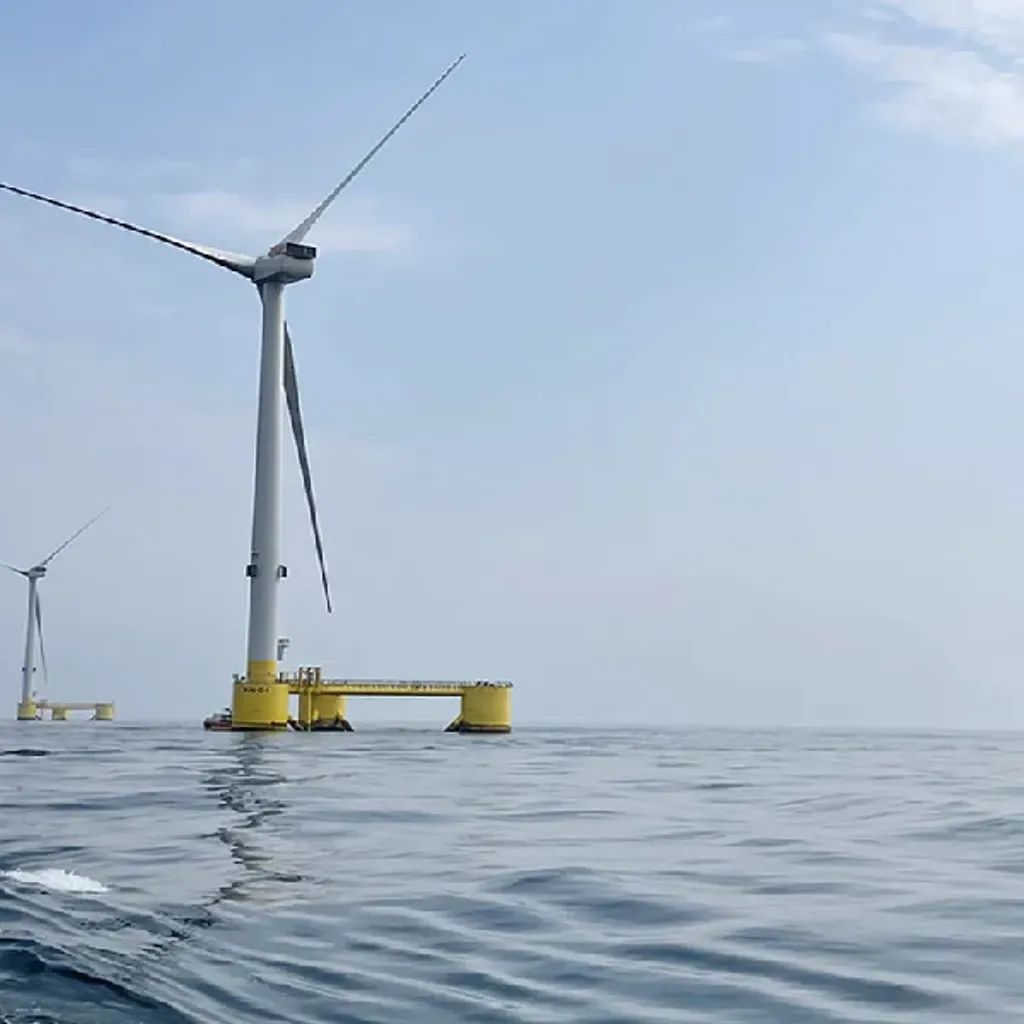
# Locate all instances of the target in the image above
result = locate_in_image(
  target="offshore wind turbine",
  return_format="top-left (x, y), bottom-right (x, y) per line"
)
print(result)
top-left (3, 507), bottom-right (110, 720)
top-left (0, 55), bottom-right (465, 731)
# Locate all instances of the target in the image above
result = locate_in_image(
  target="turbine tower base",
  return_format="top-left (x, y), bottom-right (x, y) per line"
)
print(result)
top-left (16, 699), bottom-right (37, 721)
top-left (231, 666), bottom-right (289, 731)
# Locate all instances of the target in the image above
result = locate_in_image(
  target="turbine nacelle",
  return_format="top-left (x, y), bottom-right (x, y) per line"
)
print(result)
top-left (252, 244), bottom-right (316, 285)
top-left (25, 566), bottom-right (47, 581)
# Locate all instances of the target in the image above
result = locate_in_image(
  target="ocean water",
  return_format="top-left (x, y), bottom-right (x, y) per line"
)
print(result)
top-left (0, 724), bottom-right (1022, 1023)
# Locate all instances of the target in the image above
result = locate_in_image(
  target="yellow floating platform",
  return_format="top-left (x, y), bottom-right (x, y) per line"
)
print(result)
top-left (223, 667), bottom-right (512, 733)
top-left (17, 699), bottom-right (115, 722)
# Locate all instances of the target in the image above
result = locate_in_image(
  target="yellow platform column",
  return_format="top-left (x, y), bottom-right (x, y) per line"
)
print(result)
top-left (453, 684), bottom-right (512, 734)
top-left (232, 661), bottom-right (290, 731)
top-left (16, 699), bottom-right (37, 721)
top-left (296, 687), bottom-right (314, 729)
top-left (309, 692), bottom-right (350, 733)
top-left (93, 703), bottom-right (115, 722)
top-left (50, 706), bottom-right (68, 722)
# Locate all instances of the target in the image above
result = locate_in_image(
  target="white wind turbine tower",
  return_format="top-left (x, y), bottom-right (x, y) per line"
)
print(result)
top-left (3, 507), bottom-right (110, 720)
top-left (0, 55), bottom-right (465, 730)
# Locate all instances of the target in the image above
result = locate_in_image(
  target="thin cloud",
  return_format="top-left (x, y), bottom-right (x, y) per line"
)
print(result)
top-left (862, 7), bottom-right (900, 23)
top-left (159, 190), bottom-right (413, 255)
top-left (727, 38), bottom-right (808, 64)
top-left (687, 13), bottom-right (807, 67)
top-left (828, 31), bottom-right (1024, 144)
top-left (828, 1), bottom-right (1024, 146)
top-left (0, 326), bottom-right (31, 355)
top-left (688, 14), bottom-right (733, 36)
top-left (872, 0), bottom-right (1024, 56)
top-left (43, 157), bottom-right (413, 254)
top-left (67, 155), bottom-right (199, 184)
top-left (62, 192), bottom-right (130, 218)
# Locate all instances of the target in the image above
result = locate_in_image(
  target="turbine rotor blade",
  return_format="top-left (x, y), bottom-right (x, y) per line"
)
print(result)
top-left (39, 505), bottom-right (111, 568)
top-left (2, 563), bottom-right (27, 576)
top-left (35, 591), bottom-right (48, 690)
top-left (0, 182), bottom-right (257, 278)
top-left (274, 53), bottom-right (466, 249)
top-left (283, 320), bottom-right (332, 613)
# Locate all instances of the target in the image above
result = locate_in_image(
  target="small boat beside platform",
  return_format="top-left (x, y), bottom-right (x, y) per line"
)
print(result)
top-left (203, 709), bottom-right (233, 731)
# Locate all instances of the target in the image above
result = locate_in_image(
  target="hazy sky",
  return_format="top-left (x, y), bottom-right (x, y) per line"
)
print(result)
top-left (4, 0), bottom-right (1024, 728)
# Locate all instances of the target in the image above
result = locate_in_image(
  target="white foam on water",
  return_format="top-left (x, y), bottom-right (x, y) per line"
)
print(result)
top-left (2, 867), bottom-right (109, 894)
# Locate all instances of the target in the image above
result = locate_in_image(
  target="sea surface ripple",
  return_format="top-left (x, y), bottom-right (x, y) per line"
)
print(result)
top-left (1, 723), bottom-right (1022, 1022)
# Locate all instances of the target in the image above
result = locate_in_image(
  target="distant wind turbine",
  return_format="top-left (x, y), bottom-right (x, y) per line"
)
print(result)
top-left (0, 55), bottom-right (465, 729)
top-left (3, 507), bottom-right (110, 719)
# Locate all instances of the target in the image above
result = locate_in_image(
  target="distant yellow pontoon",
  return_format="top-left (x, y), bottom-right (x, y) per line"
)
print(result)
top-left (19, 699), bottom-right (115, 722)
